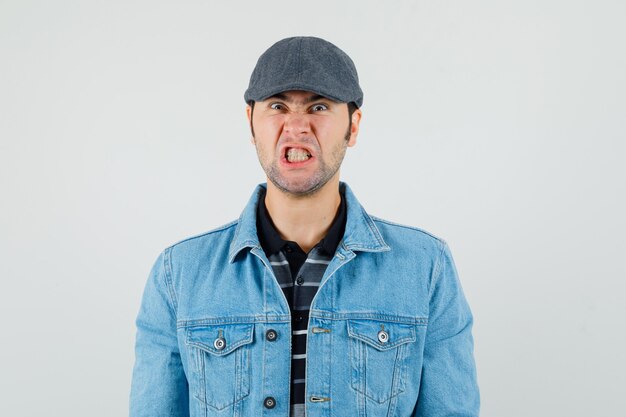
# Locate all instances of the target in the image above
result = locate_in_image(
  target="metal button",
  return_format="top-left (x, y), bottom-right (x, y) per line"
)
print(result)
top-left (266, 329), bottom-right (277, 341)
top-left (264, 396), bottom-right (276, 409)
top-left (296, 275), bottom-right (304, 285)
top-left (285, 245), bottom-right (293, 253)
top-left (213, 337), bottom-right (226, 350)
top-left (377, 330), bottom-right (389, 344)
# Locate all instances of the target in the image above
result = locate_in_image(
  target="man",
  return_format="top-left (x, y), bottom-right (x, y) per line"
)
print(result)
top-left (130, 36), bottom-right (479, 417)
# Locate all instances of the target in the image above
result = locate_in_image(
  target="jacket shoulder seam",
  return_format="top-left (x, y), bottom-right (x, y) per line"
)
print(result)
top-left (161, 247), bottom-right (179, 316)
top-left (430, 240), bottom-right (448, 299)
top-left (166, 220), bottom-right (239, 249)
top-left (369, 216), bottom-right (446, 244)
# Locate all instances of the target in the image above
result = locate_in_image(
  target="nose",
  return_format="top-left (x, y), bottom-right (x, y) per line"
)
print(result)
top-left (283, 112), bottom-right (311, 137)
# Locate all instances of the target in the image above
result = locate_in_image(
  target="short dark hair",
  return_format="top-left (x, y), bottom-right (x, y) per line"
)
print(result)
top-left (248, 101), bottom-right (359, 139)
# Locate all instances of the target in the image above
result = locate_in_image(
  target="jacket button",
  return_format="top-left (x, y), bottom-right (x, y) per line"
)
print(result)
top-left (213, 337), bottom-right (226, 350)
top-left (266, 329), bottom-right (278, 341)
top-left (377, 330), bottom-right (389, 343)
top-left (264, 396), bottom-right (276, 409)
top-left (296, 276), bottom-right (304, 285)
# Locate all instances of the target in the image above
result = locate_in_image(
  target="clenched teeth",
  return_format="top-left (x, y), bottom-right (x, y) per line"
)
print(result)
top-left (286, 148), bottom-right (311, 163)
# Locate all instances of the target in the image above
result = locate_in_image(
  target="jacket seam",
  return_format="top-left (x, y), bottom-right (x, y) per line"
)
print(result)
top-left (429, 240), bottom-right (447, 300)
top-left (370, 216), bottom-right (445, 244)
top-left (166, 220), bottom-right (239, 250)
top-left (163, 247), bottom-right (179, 316)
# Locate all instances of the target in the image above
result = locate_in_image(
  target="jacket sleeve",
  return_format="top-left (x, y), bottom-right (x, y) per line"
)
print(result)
top-left (413, 242), bottom-right (480, 416)
top-left (130, 249), bottom-right (189, 416)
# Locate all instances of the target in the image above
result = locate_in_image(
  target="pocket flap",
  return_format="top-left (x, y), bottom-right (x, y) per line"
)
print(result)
top-left (186, 323), bottom-right (255, 356)
top-left (347, 319), bottom-right (416, 351)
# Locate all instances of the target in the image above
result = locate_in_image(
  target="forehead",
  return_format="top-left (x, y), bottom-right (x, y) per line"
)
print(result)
top-left (262, 90), bottom-right (337, 105)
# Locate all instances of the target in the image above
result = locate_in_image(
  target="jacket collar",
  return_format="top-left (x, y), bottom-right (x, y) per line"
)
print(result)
top-left (228, 182), bottom-right (390, 263)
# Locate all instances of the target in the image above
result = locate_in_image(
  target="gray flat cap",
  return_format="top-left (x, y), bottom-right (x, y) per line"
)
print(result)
top-left (244, 36), bottom-right (363, 108)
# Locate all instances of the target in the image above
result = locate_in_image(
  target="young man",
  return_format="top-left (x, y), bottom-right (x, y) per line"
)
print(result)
top-left (130, 36), bottom-right (480, 417)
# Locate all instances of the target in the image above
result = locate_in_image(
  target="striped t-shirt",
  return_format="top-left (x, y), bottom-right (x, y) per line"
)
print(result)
top-left (256, 188), bottom-right (346, 417)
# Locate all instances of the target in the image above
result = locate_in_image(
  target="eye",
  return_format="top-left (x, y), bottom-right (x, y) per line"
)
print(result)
top-left (310, 103), bottom-right (328, 112)
top-left (269, 102), bottom-right (285, 110)
top-left (311, 104), bottom-right (328, 112)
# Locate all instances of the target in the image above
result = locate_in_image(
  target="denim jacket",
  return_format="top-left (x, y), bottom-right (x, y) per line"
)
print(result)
top-left (130, 183), bottom-right (480, 417)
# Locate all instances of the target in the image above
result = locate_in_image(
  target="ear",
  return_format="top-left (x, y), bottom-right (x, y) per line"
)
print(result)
top-left (347, 108), bottom-right (362, 147)
top-left (246, 105), bottom-right (255, 144)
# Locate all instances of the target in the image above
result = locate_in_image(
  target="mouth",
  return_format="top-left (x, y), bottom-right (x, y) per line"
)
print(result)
top-left (284, 146), bottom-right (313, 164)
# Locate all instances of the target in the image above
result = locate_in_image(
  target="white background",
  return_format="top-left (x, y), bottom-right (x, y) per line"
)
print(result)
top-left (1, 1), bottom-right (625, 416)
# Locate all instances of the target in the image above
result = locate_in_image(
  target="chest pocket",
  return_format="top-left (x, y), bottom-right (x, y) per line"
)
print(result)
top-left (347, 319), bottom-right (416, 404)
top-left (186, 323), bottom-right (254, 410)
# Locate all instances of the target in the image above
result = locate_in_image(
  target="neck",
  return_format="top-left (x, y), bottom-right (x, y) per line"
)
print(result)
top-left (264, 177), bottom-right (341, 253)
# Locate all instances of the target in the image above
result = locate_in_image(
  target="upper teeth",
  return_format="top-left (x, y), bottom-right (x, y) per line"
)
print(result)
top-left (287, 148), bottom-right (311, 162)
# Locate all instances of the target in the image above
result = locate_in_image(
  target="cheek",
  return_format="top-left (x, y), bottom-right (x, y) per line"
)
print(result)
top-left (315, 118), bottom-right (349, 142)
top-left (256, 117), bottom-right (284, 137)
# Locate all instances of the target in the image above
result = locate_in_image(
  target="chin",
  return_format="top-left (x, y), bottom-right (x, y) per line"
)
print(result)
top-left (271, 178), bottom-right (327, 197)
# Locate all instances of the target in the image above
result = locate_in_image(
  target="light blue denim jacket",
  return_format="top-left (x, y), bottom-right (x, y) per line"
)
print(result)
top-left (130, 183), bottom-right (480, 417)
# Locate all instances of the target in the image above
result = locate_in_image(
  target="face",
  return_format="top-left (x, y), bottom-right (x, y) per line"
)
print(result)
top-left (246, 90), bottom-right (361, 197)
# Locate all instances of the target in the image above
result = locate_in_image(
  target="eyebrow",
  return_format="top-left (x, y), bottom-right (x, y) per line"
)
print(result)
top-left (267, 93), bottom-right (333, 105)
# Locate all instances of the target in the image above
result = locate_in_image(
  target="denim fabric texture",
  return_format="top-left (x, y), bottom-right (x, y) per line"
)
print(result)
top-left (129, 182), bottom-right (480, 417)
